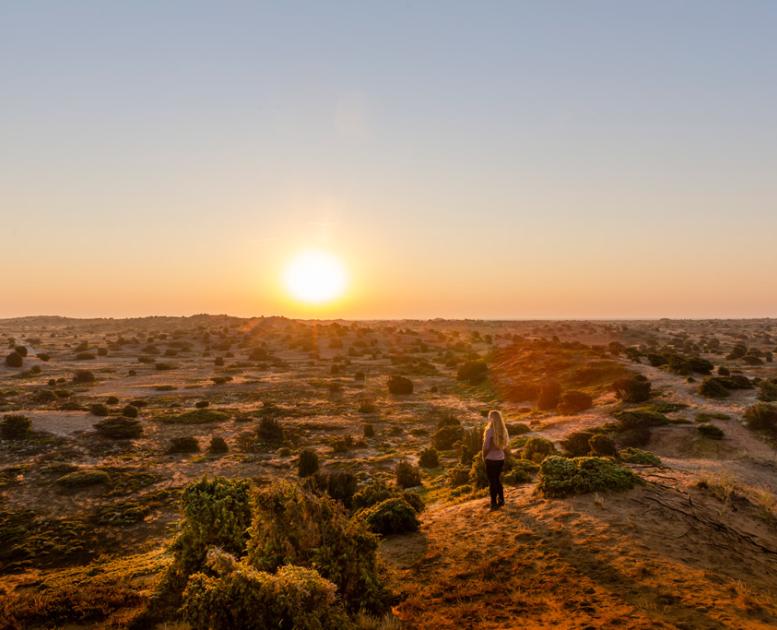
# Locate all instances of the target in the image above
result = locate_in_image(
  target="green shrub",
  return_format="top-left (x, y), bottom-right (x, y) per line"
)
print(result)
top-left (209, 436), bottom-right (229, 454)
top-left (613, 408), bottom-right (669, 429)
top-left (152, 477), bottom-right (253, 616)
top-left (359, 497), bottom-right (420, 535)
top-left (297, 449), bottom-right (319, 478)
top-left (456, 360), bottom-right (488, 385)
top-left (352, 479), bottom-right (393, 510)
top-left (469, 456), bottom-right (488, 488)
top-left (558, 390), bottom-right (593, 414)
top-left (418, 447), bottom-right (439, 468)
top-left (619, 448), bottom-right (661, 466)
top-left (1, 414), bottom-right (31, 439)
top-left (56, 469), bottom-right (111, 488)
top-left (561, 430), bottom-right (596, 456)
top-left (589, 434), bottom-right (617, 456)
top-left (395, 460), bottom-right (421, 488)
top-left (168, 437), bottom-right (200, 453)
top-left (311, 470), bottom-right (358, 508)
top-left (5, 352), bottom-right (23, 368)
top-left (743, 403), bottom-right (777, 434)
top-left (521, 436), bottom-right (557, 463)
top-left (697, 424), bottom-right (724, 440)
top-left (387, 375), bottom-right (413, 395)
top-left (503, 459), bottom-right (539, 485)
top-left (536, 380), bottom-right (561, 410)
top-left (613, 376), bottom-right (651, 403)
top-left (181, 555), bottom-right (348, 630)
top-left (538, 456), bottom-right (638, 498)
top-left (247, 481), bottom-right (389, 614)
top-left (401, 490), bottom-right (425, 513)
top-left (457, 424), bottom-right (483, 464)
top-left (94, 417), bottom-right (142, 439)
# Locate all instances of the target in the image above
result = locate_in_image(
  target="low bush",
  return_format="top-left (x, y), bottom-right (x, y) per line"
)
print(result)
top-left (168, 437), bottom-right (200, 453)
top-left (613, 376), bottom-right (651, 403)
top-left (758, 381), bottom-right (777, 402)
top-left (75, 352), bottom-right (96, 360)
top-left (697, 424), bottom-right (724, 440)
top-left (258, 417), bottom-right (284, 444)
top-left (395, 460), bottom-right (421, 488)
top-left (448, 464), bottom-right (471, 487)
top-left (1, 414), bottom-right (31, 439)
top-left (418, 447), bottom-right (439, 468)
top-left (181, 554), bottom-right (348, 630)
top-left (195, 400), bottom-right (210, 408)
top-left (311, 470), bottom-right (358, 508)
top-left (14, 346), bottom-right (28, 357)
top-left (401, 490), bottom-right (425, 513)
top-left (699, 377), bottom-right (731, 398)
top-left (521, 436), bottom-right (557, 463)
top-left (619, 448), bottom-right (661, 466)
top-left (363, 423), bottom-right (375, 438)
top-left (352, 479), bottom-right (394, 510)
top-left (297, 449), bottom-right (319, 477)
top-left (56, 469), bottom-right (111, 488)
top-left (456, 360), bottom-right (488, 385)
top-left (94, 417), bottom-right (142, 439)
top-left (5, 352), bottom-right (23, 368)
top-left (209, 436), bottom-right (229, 454)
top-left (89, 403), bottom-right (109, 416)
top-left (557, 390), bottom-right (593, 414)
top-left (358, 400), bottom-right (377, 414)
top-left (432, 419), bottom-right (463, 450)
top-left (561, 430), bottom-right (596, 456)
top-left (589, 434), bottom-right (617, 456)
top-left (122, 404), bottom-right (139, 418)
top-left (359, 497), bottom-right (420, 535)
top-left (247, 481), bottom-right (389, 613)
top-left (388, 375), bottom-right (413, 395)
top-left (613, 408), bottom-right (669, 429)
top-left (743, 403), bottom-right (777, 434)
top-left (72, 370), bottom-right (95, 384)
top-left (503, 459), bottom-right (539, 485)
top-left (536, 380), bottom-right (561, 410)
top-left (161, 409), bottom-right (230, 425)
top-left (538, 456), bottom-right (638, 498)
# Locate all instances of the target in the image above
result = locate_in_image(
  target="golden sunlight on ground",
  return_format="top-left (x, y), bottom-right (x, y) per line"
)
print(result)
top-left (283, 249), bottom-right (347, 305)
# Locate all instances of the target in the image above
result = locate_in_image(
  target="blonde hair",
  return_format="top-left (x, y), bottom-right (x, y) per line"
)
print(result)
top-left (484, 410), bottom-right (509, 450)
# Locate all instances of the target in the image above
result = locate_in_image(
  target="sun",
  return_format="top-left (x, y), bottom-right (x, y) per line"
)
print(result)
top-left (283, 250), bottom-right (347, 304)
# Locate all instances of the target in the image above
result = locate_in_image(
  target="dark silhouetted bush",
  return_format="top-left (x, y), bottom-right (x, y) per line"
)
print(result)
top-left (94, 417), bottom-right (142, 439)
top-left (558, 390), bottom-right (593, 414)
top-left (352, 479), bottom-right (393, 510)
top-left (613, 376), bottom-right (651, 402)
top-left (168, 437), bottom-right (200, 453)
top-left (297, 449), bottom-right (319, 477)
top-left (56, 469), bottom-right (110, 488)
top-left (359, 497), bottom-right (420, 535)
top-left (743, 403), bottom-right (777, 435)
top-left (75, 352), bottom-right (96, 360)
top-left (456, 360), bottom-right (488, 385)
top-left (388, 375), bottom-right (413, 395)
top-left (195, 400), bottom-right (210, 409)
top-left (90, 403), bottom-right (109, 416)
top-left (538, 456), bottom-right (637, 497)
top-left (72, 370), bottom-right (95, 384)
top-left (561, 430), bottom-right (596, 456)
top-left (122, 405), bottom-right (139, 418)
top-left (363, 423), bottom-right (375, 438)
top-left (537, 380), bottom-right (561, 410)
top-left (589, 434), bottom-right (617, 456)
top-left (700, 377), bottom-right (730, 398)
top-left (697, 424), bottom-right (724, 440)
top-left (5, 352), bottom-right (23, 368)
top-left (757, 381), bottom-right (777, 402)
top-left (1, 414), bottom-right (31, 439)
top-left (209, 436), bottom-right (228, 454)
top-left (395, 460), bottom-right (421, 488)
top-left (258, 417), bottom-right (284, 444)
top-left (418, 447), bottom-right (439, 468)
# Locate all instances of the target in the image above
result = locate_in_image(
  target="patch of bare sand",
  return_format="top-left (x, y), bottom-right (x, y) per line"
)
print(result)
top-left (383, 476), bottom-right (777, 629)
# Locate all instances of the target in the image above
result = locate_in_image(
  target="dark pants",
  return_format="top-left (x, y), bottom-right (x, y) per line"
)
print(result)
top-left (485, 458), bottom-right (504, 506)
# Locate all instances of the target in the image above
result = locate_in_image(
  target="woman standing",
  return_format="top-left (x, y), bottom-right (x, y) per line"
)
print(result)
top-left (482, 410), bottom-right (509, 510)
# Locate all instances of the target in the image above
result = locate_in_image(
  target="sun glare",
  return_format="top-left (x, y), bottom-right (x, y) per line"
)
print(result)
top-left (284, 250), bottom-right (347, 304)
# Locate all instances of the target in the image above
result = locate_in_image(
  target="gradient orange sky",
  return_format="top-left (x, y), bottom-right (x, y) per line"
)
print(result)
top-left (2, 3), bottom-right (777, 319)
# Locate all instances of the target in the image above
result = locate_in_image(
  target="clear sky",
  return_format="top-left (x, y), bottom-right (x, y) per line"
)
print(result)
top-left (2, 1), bottom-right (776, 319)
